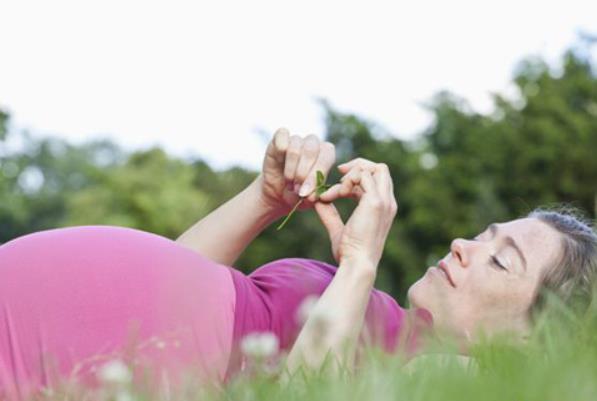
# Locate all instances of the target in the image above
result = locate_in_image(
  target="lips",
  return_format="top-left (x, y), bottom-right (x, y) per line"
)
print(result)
top-left (438, 260), bottom-right (456, 288)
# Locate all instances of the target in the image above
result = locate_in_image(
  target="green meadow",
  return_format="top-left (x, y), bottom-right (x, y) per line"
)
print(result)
top-left (34, 294), bottom-right (597, 401)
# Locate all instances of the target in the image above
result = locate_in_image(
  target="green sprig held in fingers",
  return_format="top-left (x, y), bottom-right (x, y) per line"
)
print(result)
top-left (276, 170), bottom-right (333, 231)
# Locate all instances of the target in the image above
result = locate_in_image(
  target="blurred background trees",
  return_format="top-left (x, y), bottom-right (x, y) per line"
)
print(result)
top-left (1, 44), bottom-right (595, 303)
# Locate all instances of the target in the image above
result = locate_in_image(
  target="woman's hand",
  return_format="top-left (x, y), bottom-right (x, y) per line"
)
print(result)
top-left (313, 158), bottom-right (398, 267)
top-left (258, 128), bottom-right (336, 217)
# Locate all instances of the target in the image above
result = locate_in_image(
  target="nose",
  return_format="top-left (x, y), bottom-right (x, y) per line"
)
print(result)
top-left (450, 238), bottom-right (470, 267)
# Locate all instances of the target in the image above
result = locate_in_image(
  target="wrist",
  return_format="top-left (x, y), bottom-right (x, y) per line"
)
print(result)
top-left (338, 255), bottom-right (378, 283)
top-left (248, 175), bottom-right (286, 221)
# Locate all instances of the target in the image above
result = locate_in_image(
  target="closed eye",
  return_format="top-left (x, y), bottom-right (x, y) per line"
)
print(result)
top-left (490, 255), bottom-right (508, 271)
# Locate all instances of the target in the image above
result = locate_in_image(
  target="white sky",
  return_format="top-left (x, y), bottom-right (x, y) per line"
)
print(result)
top-left (1, 0), bottom-right (595, 171)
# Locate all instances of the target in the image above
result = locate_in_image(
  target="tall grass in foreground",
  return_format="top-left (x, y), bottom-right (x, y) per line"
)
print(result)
top-left (31, 294), bottom-right (597, 401)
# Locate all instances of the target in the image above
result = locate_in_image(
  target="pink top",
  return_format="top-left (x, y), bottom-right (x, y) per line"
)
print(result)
top-left (0, 225), bottom-right (433, 398)
top-left (226, 257), bottom-right (433, 377)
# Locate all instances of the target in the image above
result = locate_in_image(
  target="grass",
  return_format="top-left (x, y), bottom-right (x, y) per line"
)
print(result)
top-left (25, 295), bottom-right (597, 401)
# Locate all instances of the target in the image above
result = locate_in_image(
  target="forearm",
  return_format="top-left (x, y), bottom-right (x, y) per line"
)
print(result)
top-left (175, 175), bottom-right (282, 267)
top-left (283, 257), bottom-right (377, 379)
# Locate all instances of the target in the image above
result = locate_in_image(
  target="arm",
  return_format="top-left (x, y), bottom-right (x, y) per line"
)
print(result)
top-left (175, 174), bottom-right (283, 267)
top-left (282, 159), bottom-right (397, 380)
top-left (175, 129), bottom-right (336, 267)
top-left (283, 256), bottom-right (377, 379)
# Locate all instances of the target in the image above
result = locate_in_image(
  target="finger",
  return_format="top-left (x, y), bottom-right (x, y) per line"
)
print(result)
top-left (338, 167), bottom-right (368, 198)
top-left (318, 182), bottom-right (363, 202)
top-left (272, 128), bottom-right (290, 160)
top-left (300, 142), bottom-right (336, 197)
top-left (294, 135), bottom-right (320, 193)
top-left (284, 135), bottom-right (303, 183)
top-left (318, 166), bottom-right (365, 202)
top-left (371, 163), bottom-right (392, 201)
top-left (337, 158), bottom-right (378, 173)
top-left (371, 163), bottom-right (398, 212)
top-left (358, 169), bottom-right (380, 199)
top-left (314, 201), bottom-right (344, 243)
top-left (360, 170), bottom-right (389, 222)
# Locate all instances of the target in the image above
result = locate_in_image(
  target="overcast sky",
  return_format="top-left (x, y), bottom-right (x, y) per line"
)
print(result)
top-left (1, 0), bottom-right (596, 171)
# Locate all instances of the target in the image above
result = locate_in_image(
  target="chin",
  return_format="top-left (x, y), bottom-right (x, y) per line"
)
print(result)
top-left (407, 277), bottom-right (455, 336)
top-left (406, 278), bottom-right (428, 310)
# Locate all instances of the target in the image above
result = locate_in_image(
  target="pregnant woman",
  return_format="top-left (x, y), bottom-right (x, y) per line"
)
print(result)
top-left (1, 129), bottom-right (596, 399)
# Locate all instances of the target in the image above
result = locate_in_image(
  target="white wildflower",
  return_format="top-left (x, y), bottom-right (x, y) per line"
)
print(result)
top-left (97, 359), bottom-right (132, 385)
top-left (240, 332), bottom-right (279, 359)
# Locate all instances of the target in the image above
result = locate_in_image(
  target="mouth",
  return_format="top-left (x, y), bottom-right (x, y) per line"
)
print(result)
top-left (437, 260), bottom-right (456, 288)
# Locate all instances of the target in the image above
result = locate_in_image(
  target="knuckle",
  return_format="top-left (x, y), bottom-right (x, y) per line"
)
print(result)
top-left (287, 148), bottom-right (300, 159)
top-left (273, 128), bottom-right (289, 150)
top-left (289, 134), bottom-right (302, 144)
top-left (302, 134), bottom-right (317, 146)
top-left (304, 134), bottom-right (319, 143)
top-left (323, 141), bottom-right (335, 151)
top-left (322, 142), bottom-right (336, 158)
top-left (390, 203), bottom-right (398, 215)
top-left (368, 198), bottom-right (383, 210)
top-left (284, 171), bottom-right (293, 182)
top-left (303, 140), bottom-right (319, 154)
top-left (287, 137), bottom-right (301, 156)
top-left (377, 163), bottom-right (389, 172)
top-left (274, 127), bottom-right (289, 137)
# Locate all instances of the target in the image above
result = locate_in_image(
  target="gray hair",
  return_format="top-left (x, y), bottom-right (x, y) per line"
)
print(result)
top-left (527, 206), bottom-right (597, 320)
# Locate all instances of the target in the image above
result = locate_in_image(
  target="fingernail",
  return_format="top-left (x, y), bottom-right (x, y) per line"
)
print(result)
top-left (294, 182), bottom-right (301, 193)
top-left (299, 183), bottom-right (312, 197)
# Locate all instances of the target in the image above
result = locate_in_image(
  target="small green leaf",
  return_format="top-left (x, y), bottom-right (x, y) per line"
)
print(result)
top-left (316, 184), bottom-right (332, 196)
top-left (316, 170), bottom-right (325, 186)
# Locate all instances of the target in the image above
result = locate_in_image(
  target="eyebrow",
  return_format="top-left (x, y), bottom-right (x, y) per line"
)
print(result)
top-left (488, 223), bottom-right (528, 271)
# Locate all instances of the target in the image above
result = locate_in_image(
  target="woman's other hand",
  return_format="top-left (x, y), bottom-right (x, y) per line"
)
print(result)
top-left (313, 158), bottom-right (398, 267)
top-left (259, 128), bottom-right (336, 216)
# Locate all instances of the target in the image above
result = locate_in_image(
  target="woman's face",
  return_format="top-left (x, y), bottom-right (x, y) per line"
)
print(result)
top-left (407, 217), bottom-right (562, 342)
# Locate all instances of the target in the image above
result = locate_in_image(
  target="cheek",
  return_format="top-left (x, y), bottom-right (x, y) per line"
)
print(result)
top-left (465, 273), bottom-right (536, 316)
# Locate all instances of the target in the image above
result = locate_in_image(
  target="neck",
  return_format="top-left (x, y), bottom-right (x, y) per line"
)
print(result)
top-left (399, 308), bottom-right (435, 360)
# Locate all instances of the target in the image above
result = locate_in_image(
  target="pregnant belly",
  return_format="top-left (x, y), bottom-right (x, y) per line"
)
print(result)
top-left (0, 225), bottom-right (236, 399)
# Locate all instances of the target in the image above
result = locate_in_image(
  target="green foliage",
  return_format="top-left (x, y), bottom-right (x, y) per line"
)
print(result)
top-left (63, 147), bottom-right (214, 239)
top-left (0, 109), bottom-right (8, 141)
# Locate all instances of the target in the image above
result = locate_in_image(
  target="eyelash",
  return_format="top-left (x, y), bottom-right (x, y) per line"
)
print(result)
top-left (490, 255), bottom-right (507, 271)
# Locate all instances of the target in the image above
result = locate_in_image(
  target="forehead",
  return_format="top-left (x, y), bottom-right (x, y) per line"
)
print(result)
top-left (488, 217), bottom-right (562, 273)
